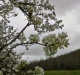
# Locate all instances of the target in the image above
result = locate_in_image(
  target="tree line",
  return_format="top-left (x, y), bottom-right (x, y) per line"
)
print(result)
top-left (27, 49), bottom-right (80, 71)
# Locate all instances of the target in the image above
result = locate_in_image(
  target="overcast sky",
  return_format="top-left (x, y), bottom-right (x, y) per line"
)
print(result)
top-left (9, 0), bottom-right (80, 62)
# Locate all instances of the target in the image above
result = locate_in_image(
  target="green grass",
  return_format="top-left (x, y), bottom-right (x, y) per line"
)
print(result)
top-left (45, 70), bottom-right (80, 75)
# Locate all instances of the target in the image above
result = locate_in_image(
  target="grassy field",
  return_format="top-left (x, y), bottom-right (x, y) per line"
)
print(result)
top-left (45, 70), bottom-right (80, 75)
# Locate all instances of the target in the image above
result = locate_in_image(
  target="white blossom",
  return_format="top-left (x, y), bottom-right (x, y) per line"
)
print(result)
top-left (0, 71), bottom-right (3, 75)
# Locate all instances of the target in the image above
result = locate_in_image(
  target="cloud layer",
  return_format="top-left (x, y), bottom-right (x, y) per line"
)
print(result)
top-left (9, 0), bottom-right (80, 61)
top-left (50, 0), bottom-right (80, 16)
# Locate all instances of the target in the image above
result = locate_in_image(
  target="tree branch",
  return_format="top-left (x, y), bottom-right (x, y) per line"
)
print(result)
top-left (0, 22), bottom-right (30, 51)
top-left (18, 2), bottom-right (45, 7)
top-left (18, 2), bottom-right (36, 5)
top-left (9, 42), bottom-right (45, 50)
top-left (18, 5), bottom-right (28, 16)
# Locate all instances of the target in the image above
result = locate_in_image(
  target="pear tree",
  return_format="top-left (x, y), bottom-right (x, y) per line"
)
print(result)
top-left (0, 0), bottom-right (69, 75)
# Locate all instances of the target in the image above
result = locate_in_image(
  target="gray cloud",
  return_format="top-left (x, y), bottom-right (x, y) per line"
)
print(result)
top-left (70, 32), bottom-right (80, 46)
top-left (10, 0), bottom-right (80, 61)
top-left (50, 0), bottom-right (80, 16)
top-left (15, 44), bottom-right (45, 56)
top-left (24, 45), bottom-right (45, 55)
top-left (21, 55), bottom-right (46, 62)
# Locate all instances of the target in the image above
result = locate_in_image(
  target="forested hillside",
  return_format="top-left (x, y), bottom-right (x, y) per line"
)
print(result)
top-left (27, 49), bottom-right (80, 71)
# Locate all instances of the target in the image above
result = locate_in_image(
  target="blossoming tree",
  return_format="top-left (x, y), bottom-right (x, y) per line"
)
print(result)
top-left (0, 0), bottom-right (69, 75)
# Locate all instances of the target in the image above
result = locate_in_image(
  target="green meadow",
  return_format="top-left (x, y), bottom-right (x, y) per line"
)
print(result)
top-left (45, 70), bottom-right (80, 75)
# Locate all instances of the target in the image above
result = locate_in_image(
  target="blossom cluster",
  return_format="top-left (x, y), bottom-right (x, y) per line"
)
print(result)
top-left (27, 66), bottom-right (44, 75)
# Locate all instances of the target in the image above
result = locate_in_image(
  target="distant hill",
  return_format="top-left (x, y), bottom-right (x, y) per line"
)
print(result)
top-left (27, 49), bottom-right (80, 70)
